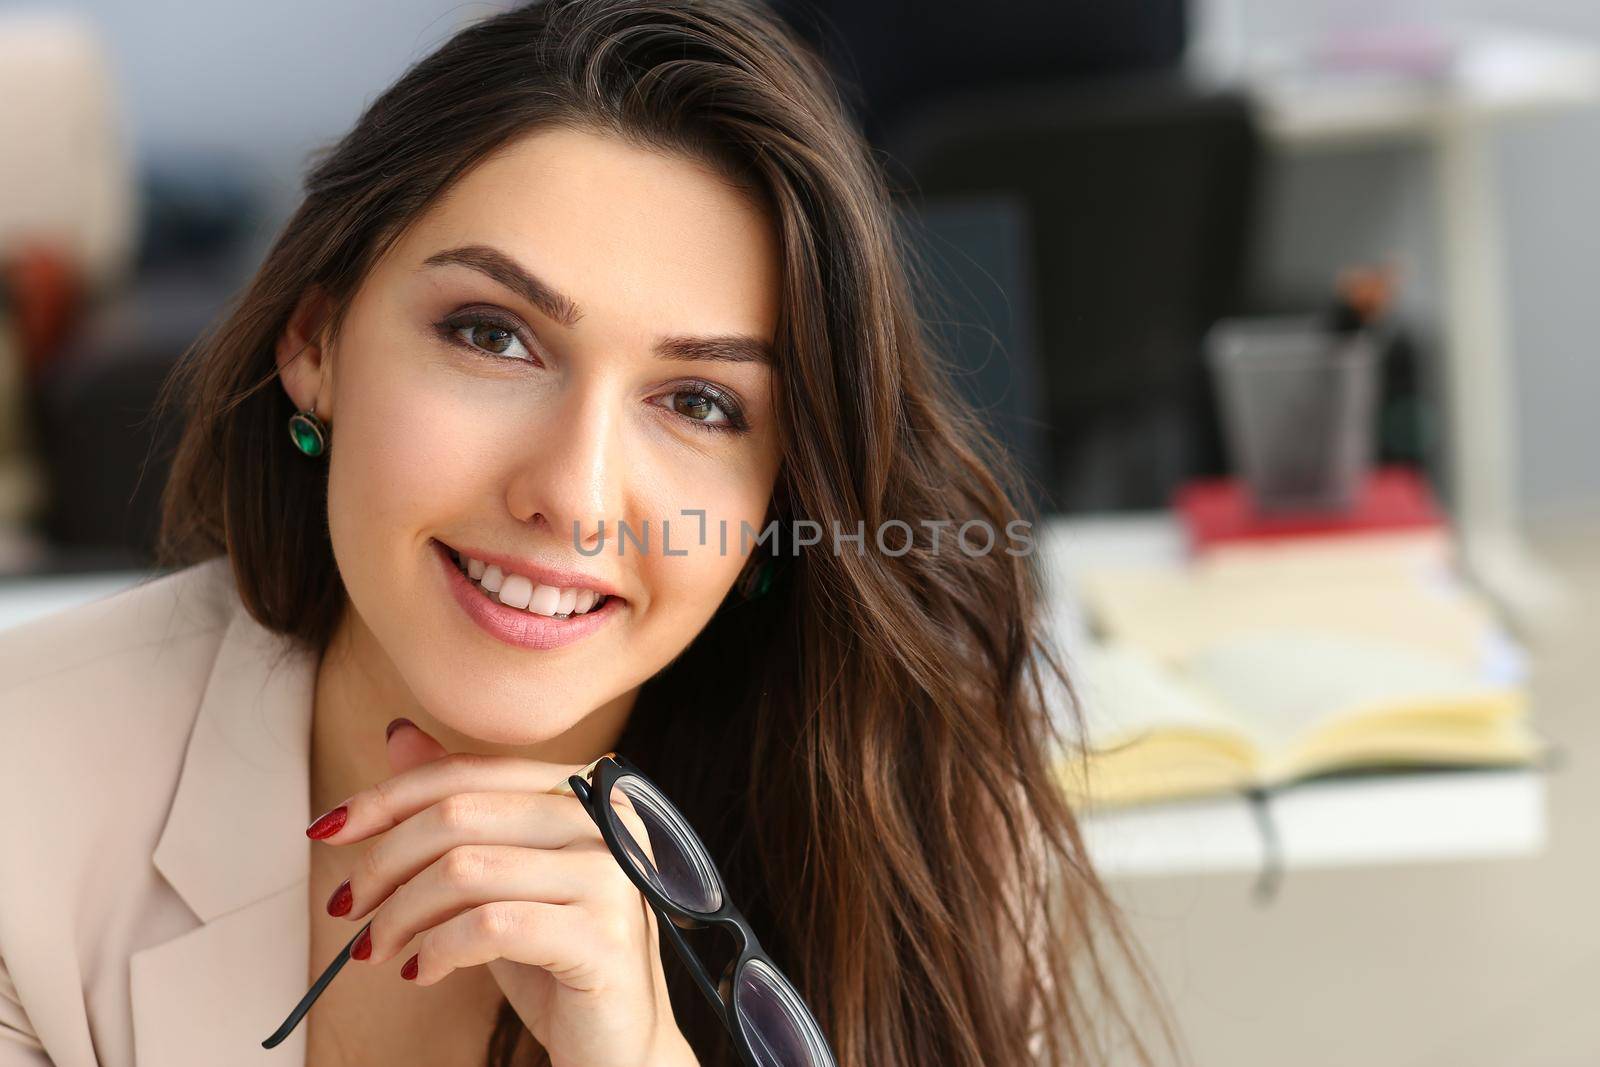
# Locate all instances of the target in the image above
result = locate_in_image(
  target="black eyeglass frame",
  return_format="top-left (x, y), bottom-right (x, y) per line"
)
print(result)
top-left (569, 753), bottom-right (836, 1067)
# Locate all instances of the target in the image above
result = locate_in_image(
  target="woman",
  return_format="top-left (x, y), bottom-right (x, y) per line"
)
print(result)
top-left (0, 1), bottom-right (1178, 1065)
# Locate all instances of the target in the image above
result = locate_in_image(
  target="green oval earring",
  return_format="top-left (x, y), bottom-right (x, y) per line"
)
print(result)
top-left (737, 556), bottom-right (776, 601)
top-left (287, 408), bottom-right (330, 457)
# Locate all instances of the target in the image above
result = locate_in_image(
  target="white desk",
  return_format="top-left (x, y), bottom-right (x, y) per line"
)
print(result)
top-left (1038, 512), bottom-right (1548, 881)
top-left (1078, 768), bottom-right (1544, 880)
top-left (1219, 26), bottom-right (1600, 636)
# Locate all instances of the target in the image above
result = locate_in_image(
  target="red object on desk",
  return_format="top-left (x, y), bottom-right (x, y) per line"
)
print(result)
top-left (1, 241), bottom-right (83, 382)
top-left (1173, 465), bottom-right (1445, 553)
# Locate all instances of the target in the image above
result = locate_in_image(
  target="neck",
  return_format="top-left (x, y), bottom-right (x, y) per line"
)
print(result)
top-left (308, 604), bottom-right (637, 816)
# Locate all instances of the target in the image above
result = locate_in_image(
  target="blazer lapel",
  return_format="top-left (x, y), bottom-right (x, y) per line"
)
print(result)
top-left (130, 592), bottom-right (318, 1065)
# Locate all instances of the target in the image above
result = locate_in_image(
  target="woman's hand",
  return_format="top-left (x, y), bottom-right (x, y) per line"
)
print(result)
top-left (310, 719), bottom-right (699, 1067)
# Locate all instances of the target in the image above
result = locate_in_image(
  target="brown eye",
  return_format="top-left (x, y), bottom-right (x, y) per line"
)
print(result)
top-left (673, 392), bottom-right (717, 421)
top-left (438, 310), bottom-right (537, 363)
top-left (649, 382), bottom-right (748, 433)
top-left (664, 389), bottom-right (730, 426)
top-left (468, 323), bottom-right (516, 355)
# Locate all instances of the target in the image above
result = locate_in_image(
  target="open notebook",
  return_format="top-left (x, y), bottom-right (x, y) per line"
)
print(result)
top-left (1051, 533), bottom-right (1544, 809)
top-left (1055, 633), bottom-right (1541, 809)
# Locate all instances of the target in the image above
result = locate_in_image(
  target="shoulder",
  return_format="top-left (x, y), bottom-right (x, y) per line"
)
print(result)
top-left (0, 558), bottom-right (239, 1067)
top-left (0, 555), bottom-right (236, 687)
top-left (0, 555), bottom-right (236, 677)
top-left (0, 556), bottom-right (237, 808)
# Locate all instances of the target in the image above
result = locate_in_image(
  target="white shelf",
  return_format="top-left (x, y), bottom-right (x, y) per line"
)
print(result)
top-left (1250, 28), bottom-right (1600, 144)
top-left (1219, 25), bottom-right (1599, 635)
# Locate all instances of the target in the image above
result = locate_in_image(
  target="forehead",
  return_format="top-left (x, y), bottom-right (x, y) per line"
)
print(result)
top-left (394, 125), bottom-right (781, 338)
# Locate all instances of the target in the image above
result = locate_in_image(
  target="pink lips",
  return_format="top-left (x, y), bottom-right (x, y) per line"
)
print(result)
top-left (433, 538), bottom-right (620, 651)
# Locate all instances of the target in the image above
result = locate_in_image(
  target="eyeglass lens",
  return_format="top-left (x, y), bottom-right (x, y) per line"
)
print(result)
top-left (607, 773), bottom-right (834, 1067)
top-left (735, 958), bottom-right (835, 1067)
top-left (611, 773), bottom-right (724, 914)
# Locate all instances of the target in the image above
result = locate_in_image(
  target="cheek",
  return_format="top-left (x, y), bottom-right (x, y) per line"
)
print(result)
top-left (629, 470), bottom-right (774, 629)
top-left (324, 346), bottom-right (499, 586)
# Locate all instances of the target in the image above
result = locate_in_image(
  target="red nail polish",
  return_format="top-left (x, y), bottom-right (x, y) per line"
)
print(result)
top-left (351, 927), bottom-right (372, 961)
top-left (400, 954), bottom-right (419, 981)
top-left (385, 717), bottom-right (414, 741)
top-left (326, 878), bottom-right (352, 917)
top-left (306, 805), bottom-right (348, 840)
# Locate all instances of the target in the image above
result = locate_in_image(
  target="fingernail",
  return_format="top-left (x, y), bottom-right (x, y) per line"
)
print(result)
top-left (306, 805), bottom-right (348, 840)
top-left (325, 878), bottom-right (352, 917)
top-left (400, 953), bottom-right (419, 981)
top-left (385, 717), bottom-right (414, 742)
top-left (351, 926), bottom-right (372, 961)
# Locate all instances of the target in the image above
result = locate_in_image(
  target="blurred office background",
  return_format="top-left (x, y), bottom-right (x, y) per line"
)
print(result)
top-left (7, 0), bottom-right (1600, 557)
top-left (1, 1), bottom-right (1597, 1064)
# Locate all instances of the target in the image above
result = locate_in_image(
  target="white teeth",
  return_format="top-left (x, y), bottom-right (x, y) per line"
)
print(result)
top-left (457, 553), bottom-right (608, 617)
top-left (497, 573), bottom-right (533, 609)
top-left (480, 564), bottom-right (504, 593)
top-left (527, 583), bottom-right (561, 616)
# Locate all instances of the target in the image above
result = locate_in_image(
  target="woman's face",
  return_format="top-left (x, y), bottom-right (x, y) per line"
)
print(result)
top-left (290, 126), bottom-right (783, 746)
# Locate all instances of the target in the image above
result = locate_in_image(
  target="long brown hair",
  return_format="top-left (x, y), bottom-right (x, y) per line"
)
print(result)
top-left (154, 2), bottom-right (1181, 1064)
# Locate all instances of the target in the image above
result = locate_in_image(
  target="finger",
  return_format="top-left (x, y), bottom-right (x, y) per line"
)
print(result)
top-left (360, 840), bottom-right (629, 965)
top-left (310, 751), bottom-right (588, 844)
top-left (601, 790), bottom-right (656, 870)
top-left (385, 717), bottom-right (449, 772)
top-left (408, 899), bottom-right (638, 990)
top-left (605, 785), bottom-right (658, 871)
top-left (340, 791), bottom-right (601, 918)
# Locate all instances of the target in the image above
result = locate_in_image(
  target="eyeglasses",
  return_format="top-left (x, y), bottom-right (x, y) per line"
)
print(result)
top-left (264, 753), bottom-right (836, 1067)
top-left (567, 753), bottom-right (837, 1067)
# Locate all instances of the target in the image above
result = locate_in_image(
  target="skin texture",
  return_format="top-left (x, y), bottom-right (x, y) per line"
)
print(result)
top-left (275, 126), bottom-right (782, 1066)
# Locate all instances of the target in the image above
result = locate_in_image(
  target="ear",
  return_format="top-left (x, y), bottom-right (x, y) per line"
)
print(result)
top-left (275, 287), bottom-right (336, 418)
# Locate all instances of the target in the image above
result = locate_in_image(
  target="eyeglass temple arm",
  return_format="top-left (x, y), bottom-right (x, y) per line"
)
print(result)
top-left (657, 909), bottom-right (732, 1031)
top-left (261, 919), bottom-right (371, 1048)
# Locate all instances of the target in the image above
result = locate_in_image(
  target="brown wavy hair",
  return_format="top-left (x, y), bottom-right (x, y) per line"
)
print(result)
top-left (153, 1), bottom-right (1182, 1064)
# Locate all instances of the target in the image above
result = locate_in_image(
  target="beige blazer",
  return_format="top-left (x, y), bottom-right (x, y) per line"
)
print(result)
top-left (0, 556), bottom-right (319, 1066)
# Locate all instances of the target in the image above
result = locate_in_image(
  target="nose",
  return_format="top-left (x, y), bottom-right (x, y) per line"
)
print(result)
top-left (505, 383), bottom-right (626, 555)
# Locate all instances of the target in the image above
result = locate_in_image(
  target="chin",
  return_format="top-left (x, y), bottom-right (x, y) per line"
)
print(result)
top-left (422, 687), bottom-right (601, 748)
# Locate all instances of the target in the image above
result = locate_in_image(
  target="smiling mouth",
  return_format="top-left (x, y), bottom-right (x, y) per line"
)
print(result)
top-left (439, 541), bottom-right (614, 619)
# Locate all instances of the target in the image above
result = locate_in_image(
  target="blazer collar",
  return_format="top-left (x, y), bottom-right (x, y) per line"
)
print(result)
top-left (151, 582), bottom-right (317, 922)
top-left (132, 561), bottom-right (319, 1064)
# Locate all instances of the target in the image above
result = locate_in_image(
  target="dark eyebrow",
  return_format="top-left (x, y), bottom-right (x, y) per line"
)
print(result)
top-left (422, 243), bottom-right (772, 365)
top-left (654, 335), bottom-right (773, 366)
top-left (421, 244), bottom-right (583, 328)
